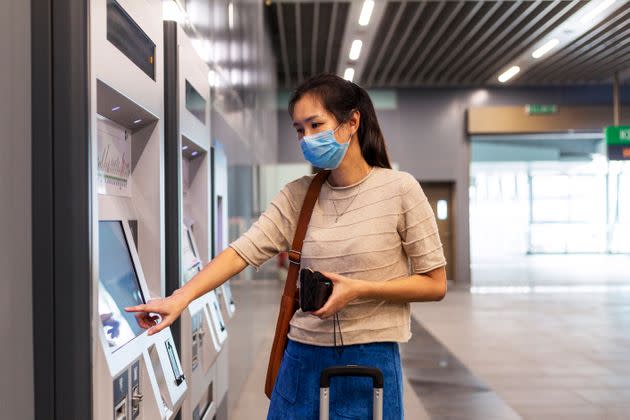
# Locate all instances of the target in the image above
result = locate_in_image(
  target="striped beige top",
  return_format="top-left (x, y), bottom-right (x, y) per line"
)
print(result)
top-left (229, 166), bottom-right (446, 346)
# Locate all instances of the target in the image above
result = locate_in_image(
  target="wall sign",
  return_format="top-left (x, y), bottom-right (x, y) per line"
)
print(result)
top-left (606, 126), bottom-right (630, 161)
top-left (525, 104), bottom-right (558, 115)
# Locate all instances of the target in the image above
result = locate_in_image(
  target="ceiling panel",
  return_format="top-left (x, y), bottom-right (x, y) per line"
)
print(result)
top-left (264, 1), bottom-right (630, 88)
top-left (518, 1), bottom-right (630, 84)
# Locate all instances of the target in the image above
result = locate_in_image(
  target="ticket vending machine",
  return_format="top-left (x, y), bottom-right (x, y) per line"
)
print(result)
top-left (90, 1), bottom-right (187, 419)
top-left (212, 143), bottom-right (236, 323)
top-left (163, 20), bottom-right (229, 420)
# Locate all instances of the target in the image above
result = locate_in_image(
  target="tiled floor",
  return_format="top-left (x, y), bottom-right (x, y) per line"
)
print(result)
top-left (412, 286), bottom-right (630, 419)
top-left (401, 318), bottom-right (519, 420)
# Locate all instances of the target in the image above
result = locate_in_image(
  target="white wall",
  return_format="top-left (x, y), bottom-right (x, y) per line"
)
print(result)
top-left (0, 0), bottom-right (34, 418)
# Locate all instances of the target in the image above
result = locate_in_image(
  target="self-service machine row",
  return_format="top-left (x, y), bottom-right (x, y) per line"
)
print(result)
top-left (91, 0), bottom-right (188, 419)
top-left (162, 19), bottom-right (234, 420)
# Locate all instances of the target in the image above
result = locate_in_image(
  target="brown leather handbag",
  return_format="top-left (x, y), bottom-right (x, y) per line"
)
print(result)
top-left (264, 169), bottom-right (330, 399)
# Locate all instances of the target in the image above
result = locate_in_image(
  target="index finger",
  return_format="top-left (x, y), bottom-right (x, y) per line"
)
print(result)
top-left (125, 304), bottom-right (147, 313)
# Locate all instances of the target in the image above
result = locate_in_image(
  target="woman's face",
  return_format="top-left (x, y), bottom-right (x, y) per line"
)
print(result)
top-left (292, 93), bottom-right (348, 142)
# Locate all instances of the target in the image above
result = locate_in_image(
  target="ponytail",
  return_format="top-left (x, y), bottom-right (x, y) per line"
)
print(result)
top-left (288, 74), bottom-right (392, 169)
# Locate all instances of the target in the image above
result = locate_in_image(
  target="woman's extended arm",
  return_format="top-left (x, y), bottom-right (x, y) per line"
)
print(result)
top-left (126, 247), bottom-right (248, 335)
top-left (312, 266), bottom-right (447, 319)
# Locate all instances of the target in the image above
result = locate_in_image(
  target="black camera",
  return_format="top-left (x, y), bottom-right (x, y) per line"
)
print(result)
top-left (299, 268), bottom-right (333, 312)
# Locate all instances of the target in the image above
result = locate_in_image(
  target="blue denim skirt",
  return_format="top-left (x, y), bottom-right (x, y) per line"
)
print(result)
top-left (267, 340), bottom-right (404, 420)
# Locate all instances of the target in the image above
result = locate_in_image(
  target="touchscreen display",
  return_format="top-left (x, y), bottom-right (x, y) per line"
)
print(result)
top-left (99, 221), bottom-right (146, 351)
top-left (182, 227), bottom-right (201, 284)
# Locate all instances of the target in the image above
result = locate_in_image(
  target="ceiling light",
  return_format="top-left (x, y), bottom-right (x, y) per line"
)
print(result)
top-left (359, 0), bottom-right (374, 26)
top-left (497, 66), bottom-right (520, 83)
top-left (133, 119), bottom-right (142, 124)
top-left (191, 151), bottom-right (199, 157)
top-left (111, 106), bottom-right (120, 111)
top-left (580, 0), bottom-right (616, 25)
top-left (228, 3), bottom-right (234, 29)
top-left (532, 38), bottom-right (560, 59)
top-left (182, 145), bottom-right (189, 151)
top-left (343, 68), bottom-right (355, 82)
top-left (349, 40), bottom-right (363, 61)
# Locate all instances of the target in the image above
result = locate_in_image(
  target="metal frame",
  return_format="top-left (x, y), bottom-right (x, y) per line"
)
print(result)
top-left (31, 0), bottom-right (92, 418)
top-left (164, 20), bottom-right (182, 353)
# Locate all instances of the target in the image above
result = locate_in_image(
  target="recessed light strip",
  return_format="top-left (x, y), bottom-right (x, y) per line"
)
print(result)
top-left (580, 0), bottom-right (617, 24)
top-left (532, 38), bottom-right (560, 59)
top-left (349, 40), bottom-right (363, 61)
top-left (359, 0), bottom-right (374, 26)
top-left (497, 65), bottom-right (520, 83)
top-left (343, 68), bottom-right (355, 82)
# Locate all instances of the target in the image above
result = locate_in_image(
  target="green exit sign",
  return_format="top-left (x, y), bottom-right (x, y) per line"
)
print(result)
top-left (525, 104), bottom-right (558, 115)
top-left (605, 126), bottom-right (630, 145)
top-left (606, 126), bottom-right (630, 161)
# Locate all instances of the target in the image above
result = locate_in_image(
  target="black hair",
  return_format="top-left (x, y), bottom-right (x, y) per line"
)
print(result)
top-left (288, 73), bottom-right (392, 169)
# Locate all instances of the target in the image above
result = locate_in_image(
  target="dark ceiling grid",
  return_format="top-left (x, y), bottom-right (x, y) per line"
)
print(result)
top-left (454, 0), bottom-right (542, 83)
top-left (298, 2), bottom-right (315, 81)
top-left (439, 1), bottom-right (522, 84)
top-left (363, 1), bottom-right (406, 86)
top-left (264, 1), bottom-right (630, 87)
top-left (441, 1), bottom-right (526, 84)
top-left (324, 2), bottom-right (339, 76)
top-left (519, 3), bottom-right (630, 84)
top-left (569, 35), bottom-right (630, 82)
top-left (311, 2), bottom-right (319, 76)
top-left (283, 3), bottom-right (298, 85)
top-left (374, 2), bottom-right (426, 86)
top-left (559, 24), bottom-right (630, 80)
top-left (414, 1), bottom-right (485, 84)
top-left (390, 2), bottom-right (446, 86)
top-left (316, 3), bottom-right (333, 74)
top-left (468, 0), bottom-right (588, 84)
top-left (328, 2), bottom-right (350, 75)
top-left (271, 3), bottom-right (290, 87)
top-left (519, 6), bottom-right (629, 82)
top-left (403, 1), bottom-right (466, 85)
top-left (296, 2), bottom-right (304, 83)
top-left (426, 1), bottom-right (501, 84)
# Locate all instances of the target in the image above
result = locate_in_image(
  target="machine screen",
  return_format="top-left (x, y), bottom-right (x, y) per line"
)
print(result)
top-left (99, 221), bottom-right (147, 351)
top-left (182, 226), bottom-right (201, 284)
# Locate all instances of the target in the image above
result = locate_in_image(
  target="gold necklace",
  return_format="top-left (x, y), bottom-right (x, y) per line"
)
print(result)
top-left (331, 178), bottom-right (364, 223)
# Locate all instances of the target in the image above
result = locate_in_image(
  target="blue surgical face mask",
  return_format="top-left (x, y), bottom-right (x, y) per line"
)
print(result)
top-left (299, 124), bottom-right (352, 170)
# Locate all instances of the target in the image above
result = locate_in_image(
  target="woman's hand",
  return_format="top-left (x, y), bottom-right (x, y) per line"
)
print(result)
top-left (311, 272), bottom-right (365, 319)
top-left (125, 289), bottom-right (191, 336)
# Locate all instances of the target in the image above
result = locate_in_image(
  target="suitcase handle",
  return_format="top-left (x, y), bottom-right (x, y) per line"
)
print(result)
top-left (319, 365), bottom-right (384, 389)
top-left (319, 366), bottom-right (384, 420)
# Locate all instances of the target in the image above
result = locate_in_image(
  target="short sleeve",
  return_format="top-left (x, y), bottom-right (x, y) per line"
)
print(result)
top-left (397, 174), bottom-right (447, 274)
top-left (229, 182), bottom-right (301, 270)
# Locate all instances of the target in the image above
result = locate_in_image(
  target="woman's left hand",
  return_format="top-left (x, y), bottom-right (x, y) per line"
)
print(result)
top-left (311, 272), bottom-right (365, 319)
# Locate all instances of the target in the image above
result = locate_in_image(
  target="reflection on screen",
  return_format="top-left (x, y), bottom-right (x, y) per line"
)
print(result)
top-left (182, 227), bottom-right (201, 284)
top-left (99, 221), bottom-right (146, 351)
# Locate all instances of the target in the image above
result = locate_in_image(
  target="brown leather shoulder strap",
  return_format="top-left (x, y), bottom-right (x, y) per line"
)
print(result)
top-left (283, 170), bottom-right (330, 297)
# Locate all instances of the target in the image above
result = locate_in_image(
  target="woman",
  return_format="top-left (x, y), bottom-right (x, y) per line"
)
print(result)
top-left (127, 73), bottom-right (447, 419)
